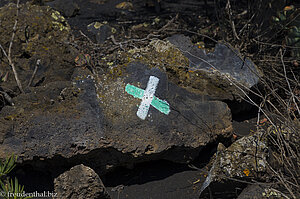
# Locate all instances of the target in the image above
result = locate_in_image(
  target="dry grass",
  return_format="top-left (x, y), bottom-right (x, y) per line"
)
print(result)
top-left (212, 0), bottom-right (300, 197)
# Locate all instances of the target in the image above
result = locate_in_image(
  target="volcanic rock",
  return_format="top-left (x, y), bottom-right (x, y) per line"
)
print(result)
top-left (46, 0), bottom-right (79, 17)
top-left (167, 34), bottom-right (260, 101)
top-left (0, 3), bottom-right (75, 93)
top-left (0, 62), bottom-right (232, 170)
top-left (87, 21), bottom-right (113, 44)
top-left (0, 3), bottom-right (232, 174)
top-left (54, 164), bottom-right (111, 199)
top-left (200, 132), bottom-right (268, 195)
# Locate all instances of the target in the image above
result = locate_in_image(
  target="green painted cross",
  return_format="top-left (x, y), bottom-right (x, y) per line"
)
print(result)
top-left (125, 76), bottom-right (170, 120)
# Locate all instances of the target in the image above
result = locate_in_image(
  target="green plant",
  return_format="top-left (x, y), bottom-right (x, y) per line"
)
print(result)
top-left (273, 5), bottom-right (300, 57)
top-left (0, 154), bottom-right (31, 199)
top-left (0, 155), bottom-right (17, 178)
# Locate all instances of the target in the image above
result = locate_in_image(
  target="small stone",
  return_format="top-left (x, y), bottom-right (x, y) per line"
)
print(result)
top-left (87, 22), bottom-right (112, 44)
top-left (54, 164), bottom-right (111, 199)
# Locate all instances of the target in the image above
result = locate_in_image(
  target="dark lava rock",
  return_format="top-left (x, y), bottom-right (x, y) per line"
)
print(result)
top-left (237, 184), bottom-right (287, 199)
top-left (0, 2), bottom-right (77, 142)
top-left (94, 62), bottom-right (232, 162)
top-left (60, 0), bottom-right (126, 35)
top-left (167, 34), bottom-right (260, 100)
top-left (54, 164), bottom-right (111, 199)
top-left (0, 3), bottom-right (75, 93)
top-left (0, 72), bottom-right (105, 159)
top-left (237, 184), bottom-right (266, 199)
top-left (87, 21), bottom-right (112, 44)
top-left (46, 0), bottom-right (79, 17)
top-left (0, 3), bottom-right (232, 175)
top-left (199, 133), bottom-right (268, 196)
top-left (0, 62), bottom-right (232, 172)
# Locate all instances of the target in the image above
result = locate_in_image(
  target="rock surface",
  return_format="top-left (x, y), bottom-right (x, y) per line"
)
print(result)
top-left (237, 184), bottom-right (287, 199)
top-left (237, 184), bottom-right (267, 199)
top-left (87, 21), bottom-right (113, 44)
top-left (95, 62), bottom-right (232, 159)
top-left (0, 4), bottom-right (233, 168)
top-left (46, 0), bottom-right (79, 17)
top-left (54, 164), bottom-right (111, 199)
top-left (167, 34), bottom-right (260, 100)
top-left (0, 2), bottom-right (75, 93)
top-left (0, 1), bottom-right (271, 199)
top-left (0, 2), bottom-right (234, 197)
top-left (0, 61), bottom-right (232, 170)
top-left (200, 132), bottom-right (268, 194)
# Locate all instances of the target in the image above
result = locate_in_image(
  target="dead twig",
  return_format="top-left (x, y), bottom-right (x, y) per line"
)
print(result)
top-left (79, 30), bottom-right (95, 45)
top-left (238, 13), bottom-right (255, 37)
top-left (156, 14), bottom-right (179, 34)
top-left (267, 162), bottom-right (297, 199)
top-left (27, 59), bottom-right (40, 88)
top-left (226, 0), bottom-right (240, 40)
top-left (109, 35), bottom-right (125, 51)
top-left (0, 0), bottom-right (24, 93)
top-left (0, 91), bottom-right (14, 106)
top-left (280, 49), bottom-right (300, 116)
top-left (109, 14), bottom-right (179, 51)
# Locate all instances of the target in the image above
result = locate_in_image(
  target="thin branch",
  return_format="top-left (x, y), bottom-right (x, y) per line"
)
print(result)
top-left (280, 49), bottom-right (300, 116)
top-left (0, 91), bottom-right (14, 106)
top-left (109, 14), bottom-right (178, 51)
top-left (155, 14), bottom-right (179, 34)
top-left (79, 30), bottom-right (94, 45)
top-left (27, 59), bottom-right (40, 88)
top-left (226, 0), bottom-right (240, 40)
top-left (0, 0), bottom-right (24, 93)
top-left (8, 0), bottom-right (20, 59)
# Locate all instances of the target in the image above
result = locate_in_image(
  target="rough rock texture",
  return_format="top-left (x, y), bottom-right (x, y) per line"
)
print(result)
top-left (87, 21), bottom-right (113, 44)
top-left (0, 76), bottom-right (105, 159)
top-left (96, 62), bottom-right (232, 159)
top-left (237, 184), bottom-right (266, 199)
top-left (0, 2), bottom-right (75, 93)
top-left (200, 132), bottom-right (268, 194)
top-left (46, 0), bottom-right (79, 17)
top-left (0, 3), bottom-right (232, 175)
top-left (0, 63), bottom-right (232, 168)
top-left (216, 135), bottom-right (267, 179)
top-left (54, 164), bottom-right (111, 199)
top-left (167, 34), bottom-right (260, 100)
top-left (237, 184), bottom-right (287, 199)
top-left (0, 3), bottom-right (75, 140)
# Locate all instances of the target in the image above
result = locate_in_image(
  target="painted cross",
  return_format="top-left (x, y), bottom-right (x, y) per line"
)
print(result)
top-left (125, 76), bottom-right (170, 120)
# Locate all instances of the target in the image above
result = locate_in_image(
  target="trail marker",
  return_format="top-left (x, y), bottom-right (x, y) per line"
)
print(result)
top-left (125, 76), bottom-right (170, 120)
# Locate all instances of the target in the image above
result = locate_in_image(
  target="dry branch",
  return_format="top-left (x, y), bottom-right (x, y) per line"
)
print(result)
top-left (0, 91), bottom-right (14, 106)
top-left (27, 59), bottom-right (40, 88)
top-left (0, 0), bottom-right (24, 93)
top-left (226, 0), bottom-right (240, 40)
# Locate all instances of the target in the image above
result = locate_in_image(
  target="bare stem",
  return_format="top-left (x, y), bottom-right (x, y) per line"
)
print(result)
top-left (27, 59), bottom-right (40, 88)
top-left (280, 49), bottom-right (300, 115)
top-left (226, 0), bottom-right (240, 40)
top-left (0, 0), bottom-right (24, 93)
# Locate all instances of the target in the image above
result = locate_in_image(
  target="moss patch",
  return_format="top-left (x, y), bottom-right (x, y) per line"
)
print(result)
top-left (98, 39), bottom-right (239, 100)
top-left (0, 3), bottom-right (75, 91)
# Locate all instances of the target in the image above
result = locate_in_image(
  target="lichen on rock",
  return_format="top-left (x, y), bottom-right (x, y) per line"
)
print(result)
top-left (202, 131), bottom-right (268, 187)
top-left (0, 2), bottom-right (75, 91)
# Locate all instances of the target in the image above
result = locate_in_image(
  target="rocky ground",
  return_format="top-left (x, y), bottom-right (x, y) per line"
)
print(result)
top-left (0, 0), bottom-right (299, 199)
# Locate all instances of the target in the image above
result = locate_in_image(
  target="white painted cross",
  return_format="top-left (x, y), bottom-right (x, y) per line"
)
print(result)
top-left (137, 76), bottom-right (159, 120)
top-left (125, 76), bottom-right (170, 120)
